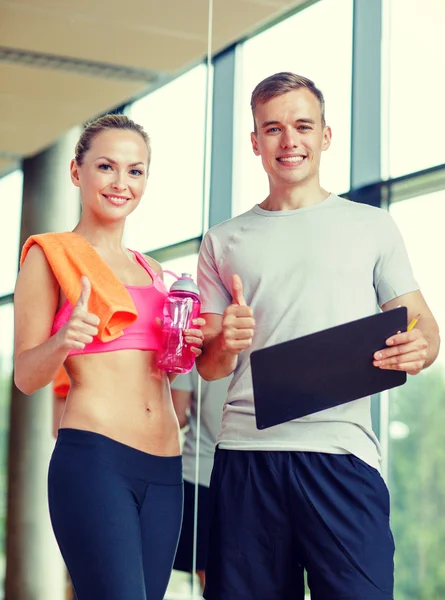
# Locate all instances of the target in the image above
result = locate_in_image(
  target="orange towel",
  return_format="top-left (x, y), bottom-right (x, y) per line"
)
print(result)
top-left (20, 232), bottom-right (138, 342)
top-left (53, 365), bottom-right (70, 397)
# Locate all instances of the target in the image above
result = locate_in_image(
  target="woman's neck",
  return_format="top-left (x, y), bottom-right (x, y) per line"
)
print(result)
top-left (73, 218), bottom-right (126, 253)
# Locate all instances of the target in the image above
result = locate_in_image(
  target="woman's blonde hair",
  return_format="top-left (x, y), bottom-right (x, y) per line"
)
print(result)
top-left (75, 114), bottom-right (151, 166)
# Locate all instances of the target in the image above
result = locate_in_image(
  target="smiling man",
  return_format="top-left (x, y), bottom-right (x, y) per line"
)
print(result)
top-left (196, 72), bottom-right (440, 600)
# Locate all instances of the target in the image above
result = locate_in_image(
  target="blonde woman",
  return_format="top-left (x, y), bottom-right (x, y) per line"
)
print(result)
top-left (14, 115), bottom-right (204, 600)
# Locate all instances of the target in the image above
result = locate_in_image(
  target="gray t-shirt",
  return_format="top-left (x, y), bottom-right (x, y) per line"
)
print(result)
top-left (172, 368), bottom-right (230, 486)
top-left (197, 194), bottom-right (419, 470)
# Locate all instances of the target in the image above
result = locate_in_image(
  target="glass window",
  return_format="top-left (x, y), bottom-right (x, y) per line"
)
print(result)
top-left (0, 303), bottom-right (14, 584)
top-left (232, 0), bottom-right (353, 216)
top-left (388, 190), bottom-right (445, 598)
top-left (390, 192), bottom-right (445, 343)
top-left (125, 66), bottom-right (207, 252)
top-left (383, 0), bottom-right (445, 178)
top-left (0, 170), bottom-right (23, 296)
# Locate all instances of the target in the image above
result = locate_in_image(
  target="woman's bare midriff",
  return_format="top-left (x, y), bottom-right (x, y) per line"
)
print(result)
top-left (60, 349), bottom-right (180, 457)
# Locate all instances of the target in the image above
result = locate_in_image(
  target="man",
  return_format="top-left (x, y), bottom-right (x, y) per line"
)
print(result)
top-left (196, 72), bottom-right (440, 600)
top-left (171, 369), bottom-right (230, 591)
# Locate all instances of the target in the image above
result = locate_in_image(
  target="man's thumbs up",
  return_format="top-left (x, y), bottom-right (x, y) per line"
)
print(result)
top-left (220, 273), bottom-right (255, 355)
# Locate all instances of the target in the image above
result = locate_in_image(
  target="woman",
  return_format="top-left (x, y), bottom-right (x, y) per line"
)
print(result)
top-left (14, 114), bottom-right (205, 600)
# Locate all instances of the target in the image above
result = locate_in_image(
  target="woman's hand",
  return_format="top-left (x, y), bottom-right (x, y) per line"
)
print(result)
top-left (56, 277), bottom-right (100, 351)
top-left (184, 317), bottom-right (206, 357)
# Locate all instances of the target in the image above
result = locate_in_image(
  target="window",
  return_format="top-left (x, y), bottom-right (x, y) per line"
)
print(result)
top-left (390, 192), bottom-right (445, 343)
top-left (383, 0), bottom-right (445, 178)
top-left (0, 170), bottom-right (23, 296)
top-left (0, 303), bottom-right (14, 585)
top-left (388, 190), bottom-right (445, 599)
top-left (125, 66), bottom-right (207, 252)
top-left (232, 0), bottom-right (353, 216)
top-left (161, 254), bottom-right (198, 284)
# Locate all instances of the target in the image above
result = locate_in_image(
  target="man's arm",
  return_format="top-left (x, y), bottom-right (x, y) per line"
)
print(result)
top-left (196, 314), bottom-right (239, 381)
top-left (196, 275), bottom-right (255, 381)
top-left (373, 290), bottom-right (440, 374)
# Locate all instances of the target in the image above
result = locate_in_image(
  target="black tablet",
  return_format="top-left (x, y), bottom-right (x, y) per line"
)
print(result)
top-left (251, 307), bottom-right (407, 430)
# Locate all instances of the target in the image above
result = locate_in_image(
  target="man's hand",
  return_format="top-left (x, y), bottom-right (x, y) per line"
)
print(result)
top-left (373, 328), bottom-right (429, 375)
top-left (221, 274), bottom-right (255, 354)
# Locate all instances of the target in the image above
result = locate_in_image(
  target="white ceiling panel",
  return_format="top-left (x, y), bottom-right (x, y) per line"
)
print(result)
top-left (0, 0), bottom-right (310, 176)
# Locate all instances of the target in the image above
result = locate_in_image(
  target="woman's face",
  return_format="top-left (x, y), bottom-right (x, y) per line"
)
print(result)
top-left (70, 129), bottom-right (149, 223)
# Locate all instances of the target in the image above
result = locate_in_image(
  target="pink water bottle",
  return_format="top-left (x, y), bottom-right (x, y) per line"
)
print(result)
top-left (157, 273), bottom-right (201, 374)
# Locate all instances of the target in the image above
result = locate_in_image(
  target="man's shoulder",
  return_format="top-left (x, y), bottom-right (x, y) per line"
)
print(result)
top-left (334, 195), bottom-right (393, 222)
top-left (204, 209), bottom-right (256, 240)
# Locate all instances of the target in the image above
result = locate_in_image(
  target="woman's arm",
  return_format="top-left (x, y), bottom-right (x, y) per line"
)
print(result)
top-left (14, 245), bottom-right (99, 394)
top-left (14, 245), bottom-right (69, 394)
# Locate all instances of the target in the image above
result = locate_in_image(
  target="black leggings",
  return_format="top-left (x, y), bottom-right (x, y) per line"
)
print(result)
top-left (48, 428), bottom-right (183, 600)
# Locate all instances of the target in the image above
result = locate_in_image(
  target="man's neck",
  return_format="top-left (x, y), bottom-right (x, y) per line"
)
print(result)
top-left (260, 180), bottom-right (330, 212)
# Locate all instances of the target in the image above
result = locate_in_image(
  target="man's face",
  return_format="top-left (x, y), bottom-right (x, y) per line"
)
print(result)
top-left (251, 88), bottom-right (331, 189)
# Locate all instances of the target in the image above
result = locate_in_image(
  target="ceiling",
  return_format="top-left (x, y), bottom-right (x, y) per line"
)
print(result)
top-left (0, 0), bottom-right (308, 177)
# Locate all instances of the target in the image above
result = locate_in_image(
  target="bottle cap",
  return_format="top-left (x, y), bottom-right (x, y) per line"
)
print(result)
top-left (170, 273), bottom-right (200, 296)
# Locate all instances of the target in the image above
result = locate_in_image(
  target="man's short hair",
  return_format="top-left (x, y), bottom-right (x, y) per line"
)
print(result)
top-left (251, 72), bottom-right (326, 130)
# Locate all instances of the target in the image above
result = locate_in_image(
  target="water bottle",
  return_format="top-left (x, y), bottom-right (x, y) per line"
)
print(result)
top-left (157, 273), bottom-right (201, 374)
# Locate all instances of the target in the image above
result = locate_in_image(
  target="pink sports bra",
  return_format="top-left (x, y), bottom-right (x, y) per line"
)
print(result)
top-left (51, 251), bottom-right (168, 356)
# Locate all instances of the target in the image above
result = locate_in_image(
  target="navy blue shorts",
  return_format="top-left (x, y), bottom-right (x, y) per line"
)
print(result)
top-left (204, 449), bottom-right (394, 600)
top-left (173, 480), bottom-right (211, 572)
